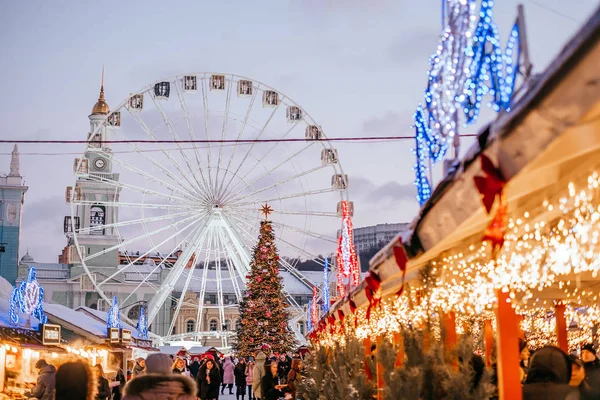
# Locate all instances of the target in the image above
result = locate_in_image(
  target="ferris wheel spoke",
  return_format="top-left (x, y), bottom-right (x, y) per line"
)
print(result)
top-left (149, 90), bottom-right (212, 203)
top-left (84, 212), bottom-right (202, 263)
top-left (99, 214), bottom-right (205, 289)
top-left (222, 121), bottom-right (301, 201)
top-left (120, 221), bottom-right (203, 306)
top-left (217, 228), bottom-right (243, 302)
top-left (219, 97), bottom-right (283, 201)
top-left (223, 142), bottom-right (316, 205)
top-left (228, 164), bottom-right (327, 207)
top-left (232, 187), bottom-right (338, 208)
top-left (167, 229), bottom-right (209, 337)
top-left (213, 77), bottom-right (234, 199)
top-left (270, 221), bottom-right (337, 244)
top-left (200, 75), bottom-right (215, 194)
top-left (76, 209), bottom-right (196, 235)
top-left (173, 80), bottom-right (212, 196)
top-left (215, 86), bottom-right (259, 200)
top-left (233, 207), bottom-right (338, 218)
top-left (148, 216), bottom-right (212, 324)
top-left (126, 106), bottom-right (206, 200)
top-left (73, 200), bottom-right (191, 210)
top-left (214, 227), bottom-right (226, 344)
top-left (101, 151), bottom-right (199, 203)
top-left (194, 232), bottom-right (214, 336)
top-left (85, 173), bottom-right (196, 205)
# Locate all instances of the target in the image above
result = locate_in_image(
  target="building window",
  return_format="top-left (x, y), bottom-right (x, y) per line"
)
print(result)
top-left (128, 304), bottom-right (142, 320)
top-left (90, 205), bottom-right (106, 235)
top-left (209, 319), bottom-right (217, 331)
top-left (223, 320), bottom-right (230, 331)
top-left (186, 320), bottom-right (195, 333)
top-left (298, 322), bottom-right (305, 335)
top-left (235, 319), bottom-right (241, 330)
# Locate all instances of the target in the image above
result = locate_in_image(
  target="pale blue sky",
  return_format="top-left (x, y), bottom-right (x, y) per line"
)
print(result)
top-left (0, 0), bottom-right (597, 261)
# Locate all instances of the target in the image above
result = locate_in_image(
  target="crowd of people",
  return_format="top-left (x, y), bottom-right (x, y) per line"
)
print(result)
top-left (23, 349), bottom-right (305, 400)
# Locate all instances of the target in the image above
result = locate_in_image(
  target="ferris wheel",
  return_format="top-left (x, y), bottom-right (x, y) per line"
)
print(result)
top-left (68, 72), bottom-right (350, 344)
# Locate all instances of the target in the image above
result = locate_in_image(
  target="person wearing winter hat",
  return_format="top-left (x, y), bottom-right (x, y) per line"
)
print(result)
top-left (132, 358), bottom-right (145, 377)
top-left (582, 344), bottom-right (600, 391)
top-left (522, 346), bottom-right (578, 400)
top-left (27, 359), bottom-right (56, 400)
top-left (145, 353), bottom-right (173, 375)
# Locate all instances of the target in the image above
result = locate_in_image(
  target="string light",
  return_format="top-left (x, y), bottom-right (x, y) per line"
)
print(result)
top-left (137, 305), bottom-right (148, 339)
top-left (307, 299), bottom-right (313, 333)
top-left (312, 171), bottom-right (600, 350)
top-left (107, 296), bottom-right (121, 329)
top-left (311, 287), bottom-right (319, 329)
top-left (9, 267), bottom-right (48, 326)
top-left (413, 0), bottom-right (522, 204)
top-left (322, 258), bottom-right (331, 315)
top-left (336, 200), bottom-right (359, 297)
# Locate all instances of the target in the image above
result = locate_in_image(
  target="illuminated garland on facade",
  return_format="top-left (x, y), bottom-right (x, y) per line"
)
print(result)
top-left (322, 258), bottom-right (330, 315)
top-left (336, 200), bottom-right (359, 297)
top-left (311, 172), bottom-right (600, 351)
top-left (311, 287), bottom-right (319, 329)
top-left (137, 305), bottom-right (148, 339)
top-left (306, 299), bottom-right (313, 333)
top-left (413, 0), bottom-right (522, 205)
top-left (107, 296), bottom-right (121, 329)
top-left (9, 267), bottom-right (47, 326)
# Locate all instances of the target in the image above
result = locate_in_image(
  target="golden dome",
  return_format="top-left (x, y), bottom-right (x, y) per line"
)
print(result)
top-left (91, 67), bottom-right (110, 115)
top-left (91, 86), bottom-right (110, 115)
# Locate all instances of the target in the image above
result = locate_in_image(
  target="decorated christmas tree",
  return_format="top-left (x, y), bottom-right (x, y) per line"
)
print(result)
top-left (234, 204), bottom-right (296, 355)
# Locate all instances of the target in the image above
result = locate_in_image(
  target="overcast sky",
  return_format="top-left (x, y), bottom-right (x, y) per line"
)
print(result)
top-left (1, 0), bottom-right (597, 263)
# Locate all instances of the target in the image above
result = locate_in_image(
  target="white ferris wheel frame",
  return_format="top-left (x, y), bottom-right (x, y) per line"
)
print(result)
top-left (69, 72), bottom-right (350, 345)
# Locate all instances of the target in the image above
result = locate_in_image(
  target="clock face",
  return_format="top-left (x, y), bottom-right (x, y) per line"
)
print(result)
top-left (94, 158), bottom-right (106, 171)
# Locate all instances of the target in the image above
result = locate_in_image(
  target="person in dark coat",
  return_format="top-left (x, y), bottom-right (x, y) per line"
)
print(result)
top-left (94, 364), bottom-right (111, 400)
top-left (27, 359), bottom-right (56, 400)
top-left (197, 359), bottom-right (221, 400)
top-left (522, 346), bottom-right (579, 400)
top-left (132, 358), bottom-right (145, 377)
top-left (234, 357), bottom-right (247, 400)
top-left (582, 343), bottom-right (600, 392)
top-left (519, 338), bottom-right (531, 383)
top-left (55, 361), bottom-right (95, 400)
top-left (190, 358), bottom-right (201, 379)
top-left (261, 362), bottom-right (286, 400)
top-left (111, 368), bottom-right (126, 400)
top-left (277, 355), bottom-right (290, 383)
top-left (569, 355), bottom-right (600, 400)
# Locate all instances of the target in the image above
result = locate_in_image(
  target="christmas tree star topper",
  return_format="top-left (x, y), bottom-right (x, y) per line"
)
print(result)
top-left (260, 203), bottom-right (273, 220)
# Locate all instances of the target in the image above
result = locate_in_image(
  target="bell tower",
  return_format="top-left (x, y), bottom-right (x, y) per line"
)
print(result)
top-left (66, 68), bottom-right (121, 269)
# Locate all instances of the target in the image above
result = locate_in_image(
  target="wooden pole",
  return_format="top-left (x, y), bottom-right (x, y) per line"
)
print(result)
top-left (393, 331), bottom-right (404, 368)
top-left (363, 337), bottom-right (373, 383)
top-left (495, 290), bottom-right (523, 400)
top-left (555, 303), bottom-right (569, 353)
top-left (484, 319), bottom-right (494, 367)
top-left (443, 311), bottom-right (458, 369)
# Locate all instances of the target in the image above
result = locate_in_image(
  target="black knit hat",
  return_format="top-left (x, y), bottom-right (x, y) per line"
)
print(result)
top-left (582, 343), bottom-right (596, 356)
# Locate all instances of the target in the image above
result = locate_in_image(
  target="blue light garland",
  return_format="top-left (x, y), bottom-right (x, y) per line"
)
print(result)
top-left (107, 296), bottom-right (121, 329)
top-left (137, 305), bottom-right (148, 339)
top-left (9, 267), bottom-right (47, 327)
top-left (413, 0), bottom-right (522, 205)
top-left (321, 258), bottom-right (330, 315)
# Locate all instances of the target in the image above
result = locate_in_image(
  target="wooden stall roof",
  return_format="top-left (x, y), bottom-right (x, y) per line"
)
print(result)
top-left (330, 7), bottom-right (600, 316)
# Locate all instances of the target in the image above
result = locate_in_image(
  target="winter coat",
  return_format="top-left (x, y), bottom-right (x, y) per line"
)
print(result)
top-left (235, 362), bottom-right (247, 386)
top-left (197, 366), bottom-right (221, 400)
top-left (189, 361), bottom-right (200, 378)
top-left (287, 362), bottom-right (302, 399)
top-left (111, 369), bottom-right (126, 400)
top-left (246, 362), bottom-right (255, 386)
top-left (173, 366), bottom-right (191, 377)
top-left (29, 364), bottom-right (56, 400)
top-left (522, 346), bottom-right (579, 400)
top-left (123, 374), bottom-right (197, 400)
top-left (277, 357), bottom-right (290, 381)
top-left (253, 352), bottom-right (267, 399)
top-left (261, 371), bottom-right (285, 400)
top-left (96, 376), bottom-right (111, 400)
top-left (132, 362), bottom-right (145, 377)
top-left (222, 358), bottom-right (235, 385)
top-left (584, 359), bottom-right (600, 392)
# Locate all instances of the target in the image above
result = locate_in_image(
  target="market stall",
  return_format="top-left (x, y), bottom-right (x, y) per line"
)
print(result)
top-left (308, 7), bottom-right (600, 400)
